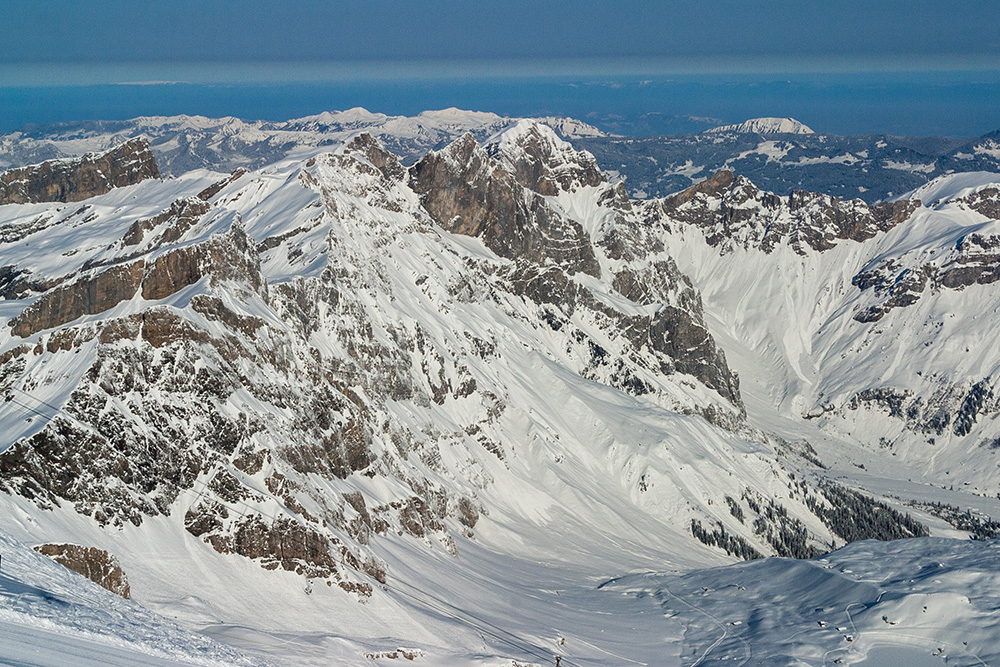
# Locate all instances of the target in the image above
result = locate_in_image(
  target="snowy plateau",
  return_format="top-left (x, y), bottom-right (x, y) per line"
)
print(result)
top-left (0, 110), bottom-right (999, 666)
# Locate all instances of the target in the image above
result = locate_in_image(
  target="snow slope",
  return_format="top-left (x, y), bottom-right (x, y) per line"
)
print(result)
top-left (1, 121), bottom-right (1000, 666)
top-left (605, 537), bottom-right (1000, 666)
top-left (0, 528), bottom-right (268, 666)
top-left (654, 170), bottom-right (1000, 492)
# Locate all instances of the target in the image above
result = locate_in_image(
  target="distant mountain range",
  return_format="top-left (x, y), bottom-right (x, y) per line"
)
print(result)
top-left (706, 117), bottom-right (815, 134)
top-left (577, 119), bottom-right (1000, 202)
top-left (4, 111), bottom-right (998, 206)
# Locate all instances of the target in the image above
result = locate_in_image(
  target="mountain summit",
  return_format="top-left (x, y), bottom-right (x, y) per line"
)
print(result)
top-left (706, 117), bottom-right (815, 134)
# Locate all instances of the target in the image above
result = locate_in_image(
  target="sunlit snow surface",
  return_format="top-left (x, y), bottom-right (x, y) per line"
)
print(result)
top-left (2, 129), bottom-right (1000, 665)
top-left (3, 518), bottom-right (998, 665)
top-left (604, 537), bottom-right (1000, 666)
top-left (0, 528), bottom-right (268, 666)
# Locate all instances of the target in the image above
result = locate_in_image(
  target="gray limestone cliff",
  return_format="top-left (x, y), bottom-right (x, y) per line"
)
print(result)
top-left (0, 139), bottom-right (160, 205)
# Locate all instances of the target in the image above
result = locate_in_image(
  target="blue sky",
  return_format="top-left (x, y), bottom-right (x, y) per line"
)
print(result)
top-left (3, 0), bottom-right (999, 85)
top-left (1, 2), bottom-right (998, 137)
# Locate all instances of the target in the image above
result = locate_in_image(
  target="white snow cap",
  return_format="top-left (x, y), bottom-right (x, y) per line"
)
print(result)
top-left (897, 170), bottom-right (1000, 203)
top-left (706, 117), bottom-right (815, 135)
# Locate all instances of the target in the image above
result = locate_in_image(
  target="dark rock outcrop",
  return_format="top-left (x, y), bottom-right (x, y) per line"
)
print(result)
top-left (955, 185), bottom-right (1000, 220)
top-left (122, 197), bottom-right (211, 247)
top-left (195, 168), bottom-right (247, 202)
top-left (624, 306), bottom-right (741, 407)
top-left (9, 261), bottom-right (146, 338)
top-left (410, 133), bottom-right (601, 277)
top-left (0, 139), bottom-right (159, 205)
top-left (344, 133), bottom-right (406, 181)
top-left (662, 170), bottom-right (920, 253)
top-left (8, 223), bottom-right (261, 338)
top-left (829, 379), bottom-right (998, 438)
top-left (34, 543), bottom-right (131, 599)
top-left (141, 222), bottom-right (263, 300)
top-left (852, 231), bottom-right (1000, 322)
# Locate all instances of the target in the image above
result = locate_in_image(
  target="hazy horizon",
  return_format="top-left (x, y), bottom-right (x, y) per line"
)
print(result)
top-left (2, 2), bottom-right (998, 137)
top-left (2, 69), bottom-right (999, 138)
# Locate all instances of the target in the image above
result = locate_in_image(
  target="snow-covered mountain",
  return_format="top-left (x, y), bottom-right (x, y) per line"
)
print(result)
top-left (2, 113), bottom-right (1000, 665)
top-left (706, 117), bottom-right (815, 135)
top-left (577, 128), bottom-right (1000, 203)
top-left (0, 108), bottom-right (515, 177)
top-left (7, 109), bottom-right (999, 205)
top-left (532, 116), bottom-right (610, 139)
top-left (0, 527), bottom-right (266, 666)
top-left (655, 168), bottom-right (1000, 488)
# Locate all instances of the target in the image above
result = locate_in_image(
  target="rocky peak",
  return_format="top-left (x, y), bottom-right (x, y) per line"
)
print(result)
top-left (486, 120), bottom-right (606, 195)
top-left (0, 138), bottom-right (159, 205)
top-left (664, 170), bottom-right (763, 208)
top-left (410, 132), bottom-right (601, 277)
top-left (662, 170), bottom-right (920, 253)
top-left (342, 133), bottom-right (407, 182)
top-left (954, 185), bottom-right (1000, 219)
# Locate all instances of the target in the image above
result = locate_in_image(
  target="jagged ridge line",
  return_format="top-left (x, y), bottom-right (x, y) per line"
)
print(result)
top-left (5, 388), bottom-right (580, 667)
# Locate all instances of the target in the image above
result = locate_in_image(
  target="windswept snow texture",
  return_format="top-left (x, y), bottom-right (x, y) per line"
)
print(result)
top-left (0, 528), bottom-right (268, 666)
top-left (604, 537), bottom-right (1000, 666)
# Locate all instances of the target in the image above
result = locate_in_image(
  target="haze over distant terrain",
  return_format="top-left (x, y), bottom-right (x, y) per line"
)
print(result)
top-left (2, 1), bottom-right (999, 137)
top-left (4, 72), bottom-right (1000, 138)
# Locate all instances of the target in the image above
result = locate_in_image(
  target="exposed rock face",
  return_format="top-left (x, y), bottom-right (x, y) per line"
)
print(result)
top-left (34, 543), bottom-right (131, 599)
top-left (0, 139), bottom-right (159, 205)
top-left (344, 133), bottom-right (406, 181)
top-left (629, 305), bottom-right (742, 407)
top-left (852, 231), bottom-right (1000, 322)
top-left (410, 133), bottom-right (602, 277)
top-left (8, 223), bottom-right (260, 338)
top-left (0, 265), bottom-right (61, 300)
top-left (0, 129), bottom-right (750, 594)
top-left (141, 222), bottom-right (264, 300)
top-left (957, 186), bottom-right (1000, 219)
top-left (413, 128), bottom-right (740, 410)
top-left (9, 262), bottom-right (145, 338)
top-left (819, 378), bottom-right (998, 439)
top-left (661, 170), bottom-right (920, 253)
top-left (195, 168), bottom-right (248, 202)
top-left (486, 120), bottom-right (606, 195)
top-left (122, 197), bottom-right (212, 247)
top-left (942, 233), bottom-right (1000, 287)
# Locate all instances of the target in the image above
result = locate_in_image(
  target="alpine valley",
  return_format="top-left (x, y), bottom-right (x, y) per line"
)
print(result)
top-left (1, 110), bottom-right (1000, 666)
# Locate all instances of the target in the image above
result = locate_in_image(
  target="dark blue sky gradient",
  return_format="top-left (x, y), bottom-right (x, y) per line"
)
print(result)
top-left (3, 1), bottom-right (998, 70)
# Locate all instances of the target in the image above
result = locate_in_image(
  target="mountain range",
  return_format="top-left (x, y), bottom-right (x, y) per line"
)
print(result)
top-left (0, 111), bottom-right (999, 665)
